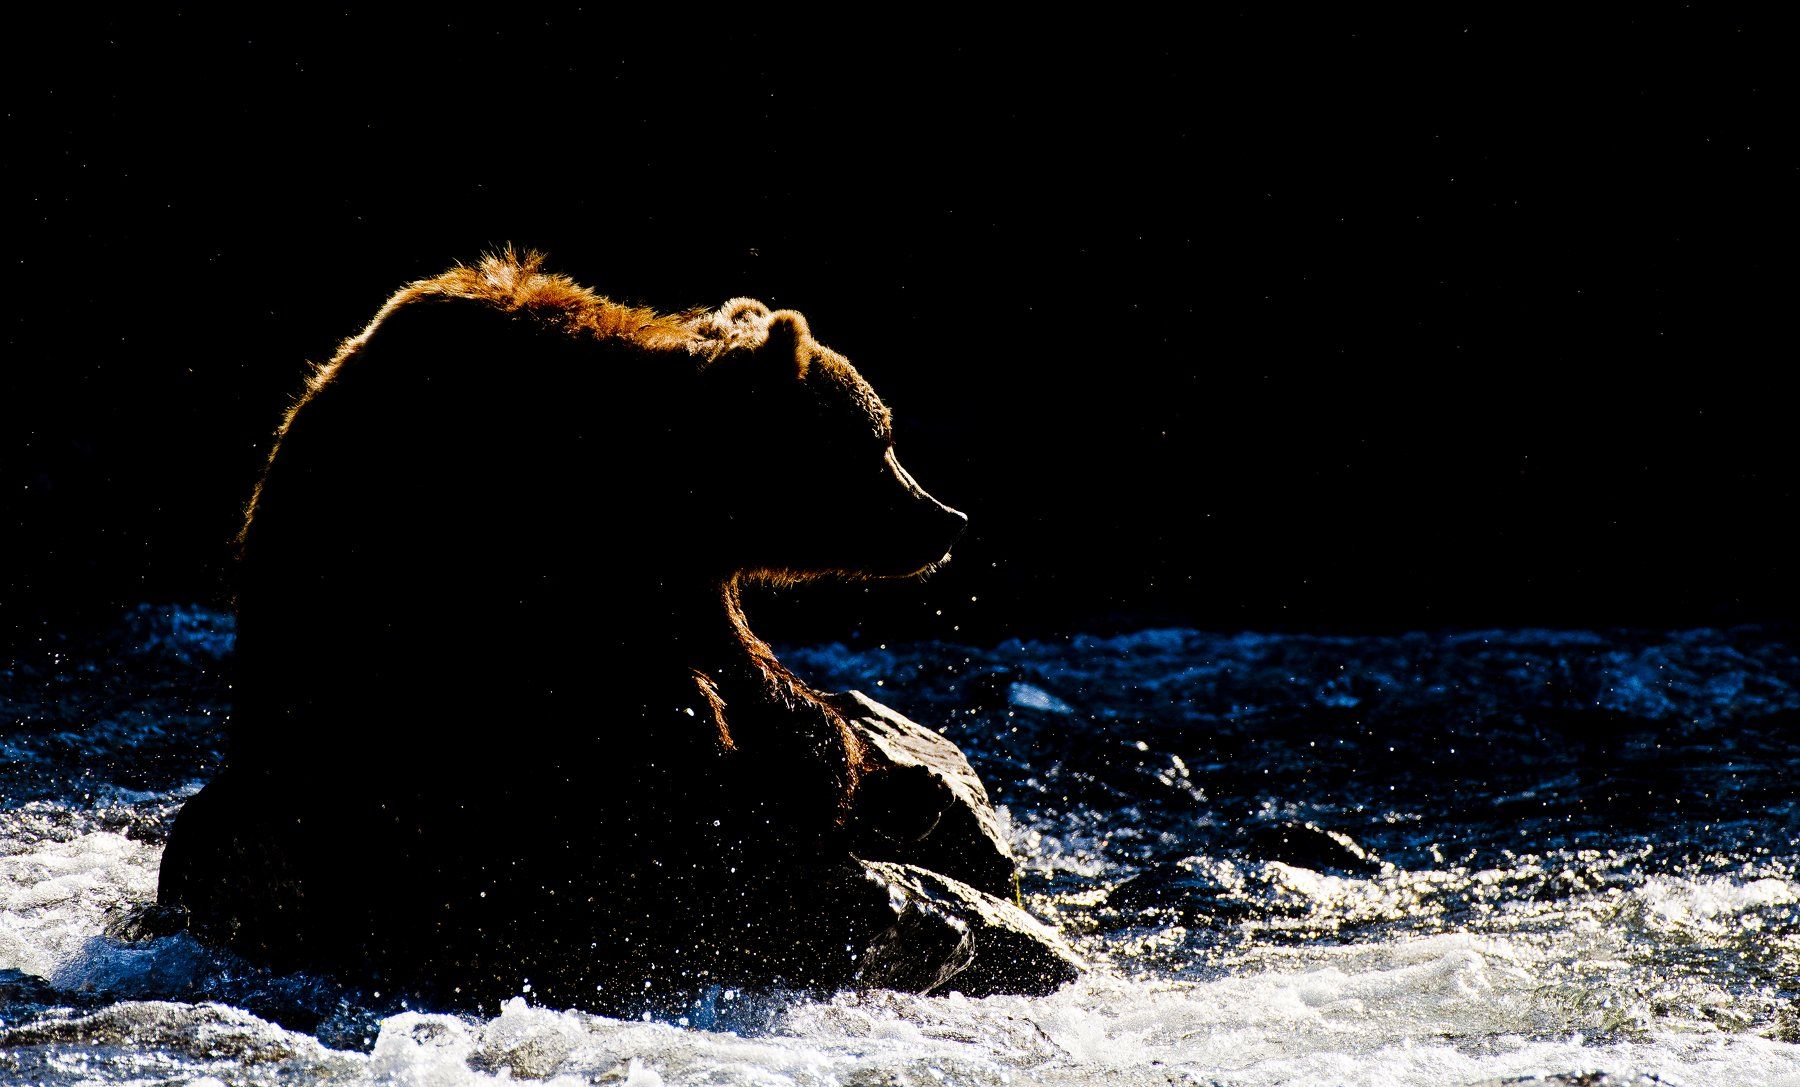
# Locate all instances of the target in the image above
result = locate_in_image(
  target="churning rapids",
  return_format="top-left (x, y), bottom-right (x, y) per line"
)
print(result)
top-left (4, 607), bottom-right (1800, 1085)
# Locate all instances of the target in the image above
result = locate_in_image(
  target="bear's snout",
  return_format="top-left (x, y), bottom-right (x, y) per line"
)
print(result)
top-left (933, 501), bottom-right (969, 552)
top-left (886, 492), bottom-right (965, 576)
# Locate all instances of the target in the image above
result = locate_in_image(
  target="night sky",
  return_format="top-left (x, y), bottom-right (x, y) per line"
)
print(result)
top-left (5, 11), bottom-right (1796, 646)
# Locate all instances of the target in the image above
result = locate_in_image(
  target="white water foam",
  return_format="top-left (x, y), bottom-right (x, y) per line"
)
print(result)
top-left (6, 819), bottom-right (1800, 1085)
top-left (0, 825), bottom-right (162, 991)
top-left (1632, 873), bottom-right (1800, 931)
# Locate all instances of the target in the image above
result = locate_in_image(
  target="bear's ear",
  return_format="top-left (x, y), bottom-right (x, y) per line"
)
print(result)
top-left (758, 309), bottom-right (812, 378)
top-left (720, 297), bottom-right (770, 325)
top-left (764, 309), bottom-right (810, 347)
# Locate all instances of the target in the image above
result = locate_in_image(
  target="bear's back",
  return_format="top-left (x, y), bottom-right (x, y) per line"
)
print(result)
top-left (231, 272), bottom-right (718, 774)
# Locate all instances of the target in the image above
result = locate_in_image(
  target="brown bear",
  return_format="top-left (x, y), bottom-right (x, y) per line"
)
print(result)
top-left (158, 249), bottom-right (1079, 1013)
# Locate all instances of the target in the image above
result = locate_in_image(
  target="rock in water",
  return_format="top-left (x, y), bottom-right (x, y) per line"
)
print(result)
top-left (830, 691), bottom-right (1083, 995)
top-left (833, 691), bottom-right (1017, 898)
top-left (858, 861), bottom-right (1085, 997)
top-left (850, 867), bottom-right (977, 994)
top-left (1106, 855), bottom-right (1258, 921)
top-left (1238, 821), bottom-right (1384, 876)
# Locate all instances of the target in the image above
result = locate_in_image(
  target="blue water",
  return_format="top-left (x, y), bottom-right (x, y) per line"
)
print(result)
top-left (3, 606), bottom-right (1799, 1085)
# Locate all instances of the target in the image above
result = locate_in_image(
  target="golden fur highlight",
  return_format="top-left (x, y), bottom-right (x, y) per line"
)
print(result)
top-left (240, 247), bottom-right (827, 547)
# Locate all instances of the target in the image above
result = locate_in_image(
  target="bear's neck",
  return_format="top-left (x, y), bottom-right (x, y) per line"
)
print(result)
top-left (623, 574), bottom-right (864, 816)
top-left (632, 576), bottom-right (797, 695)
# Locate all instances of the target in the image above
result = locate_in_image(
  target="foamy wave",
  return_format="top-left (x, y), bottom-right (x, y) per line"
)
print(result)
top-left (0, 828), bottom-right (162, 987)
top-left (12, 957), bottom-right (1800, 1086)
top-left (1630, 873), bottom-right (1800, 931)
top-left (5, 841), bottom-right (1800, 1086)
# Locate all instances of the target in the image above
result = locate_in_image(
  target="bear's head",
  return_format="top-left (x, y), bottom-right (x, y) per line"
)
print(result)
top-left (685, 302), bottom-right (967, 583)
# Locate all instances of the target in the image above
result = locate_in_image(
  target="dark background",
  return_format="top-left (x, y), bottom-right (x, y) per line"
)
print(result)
top-left (5, 10), bottom-right (1795, 649)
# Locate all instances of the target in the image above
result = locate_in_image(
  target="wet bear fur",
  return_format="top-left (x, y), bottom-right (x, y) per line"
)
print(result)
top-left (158, 250), bottom-right (972, 1010)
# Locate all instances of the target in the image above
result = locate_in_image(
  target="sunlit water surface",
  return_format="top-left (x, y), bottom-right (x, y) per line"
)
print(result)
top-left (4, 606), bottom-right (1799, 1085)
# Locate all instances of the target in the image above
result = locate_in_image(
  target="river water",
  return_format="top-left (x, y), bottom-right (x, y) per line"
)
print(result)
top-left (3, 605), bottom-right (1799, 1085)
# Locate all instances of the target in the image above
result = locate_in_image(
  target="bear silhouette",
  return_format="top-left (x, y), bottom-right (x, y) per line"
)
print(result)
top-left (159, 250), bottom-right (1076, 1011)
